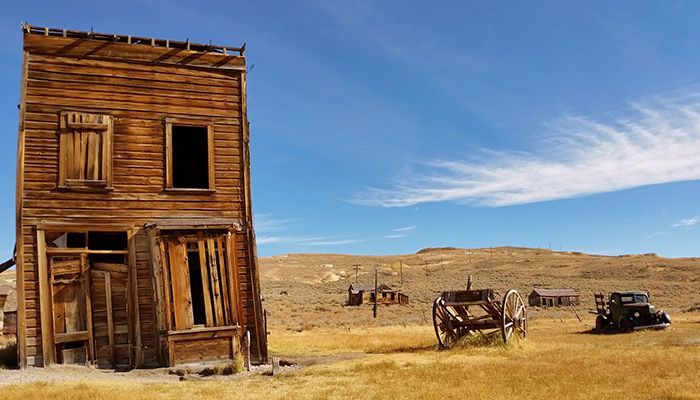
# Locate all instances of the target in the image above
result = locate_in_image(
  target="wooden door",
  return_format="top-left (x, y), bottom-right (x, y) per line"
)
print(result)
top-left (91, 263), bottom-right (130, 368)
top-left (49, 255), bottom-right (93, 364)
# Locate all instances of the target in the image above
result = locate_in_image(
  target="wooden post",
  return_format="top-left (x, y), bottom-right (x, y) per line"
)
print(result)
top-left (272, 357), bottom-right (280, 376)
top-left (373, 269), bottom-right (377, 319)
top-left (127, 228), bottom-right (141, 367)
top-left (399, 260), bottom-right (403, 285)
top-left (245, 330), bottom-right (251, 371)
top-left (37, 229), bottom-right (55, 366)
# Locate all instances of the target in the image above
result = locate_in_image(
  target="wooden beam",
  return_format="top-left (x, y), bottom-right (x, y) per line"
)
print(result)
top-left (197, 233), bottom-right (213, 327)
top-left (167, 235), bottom-right (193, 330)
top-left (164, 119), bottom-right (173, 189)
top-left (82, 253), bottom-right (95, 364)
top-left (207, 123), bottom-right (215, 190)
top-left (127, 228), bottom-right (142, 367)
top-left (240, 68), bottom-right (267, 362)
top-left (158, 237), bottom-right (173, 332)
top-left (216, 236), bottom-right (230, 326)
top-left (15, 50), bottom-right (29, 368)
top-left (225, 232), bottom-right (241, 325)
top-left (53, 331), bottom-right (89, 344)
top-left (105, 271), bottom-right (115, 368)
top-left (45, 249), bottom-right (129, 255)
top-left (207, 236), bottom-right (224, 325)
top-left (146, 228), bottom-right (167, 366)
top-left (36, 229), bottom-right (55, 365)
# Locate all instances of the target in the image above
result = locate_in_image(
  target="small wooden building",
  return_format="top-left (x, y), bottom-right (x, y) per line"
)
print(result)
top-left (0, 286), bottom-right (9, 334)
top-left (347, 283), bottom-right (409, 306)
top-left (14, 25), bottom-right (267, 368)
top-left (528, 288), bottom-right (579, 307)
top-left (0, 285), bottom-right (17, 337)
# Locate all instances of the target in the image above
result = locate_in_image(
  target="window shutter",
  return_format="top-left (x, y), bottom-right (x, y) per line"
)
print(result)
top-left (58, 111), bottom-right (113, 189)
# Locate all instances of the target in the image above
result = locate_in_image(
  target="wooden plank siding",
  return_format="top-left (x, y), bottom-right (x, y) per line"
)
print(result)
top-left (17, 31), bottom-right (266, 367)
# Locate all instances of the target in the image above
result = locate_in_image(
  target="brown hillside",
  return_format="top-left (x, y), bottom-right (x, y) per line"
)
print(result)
top-left (259, 247), bottom-right (700, 331)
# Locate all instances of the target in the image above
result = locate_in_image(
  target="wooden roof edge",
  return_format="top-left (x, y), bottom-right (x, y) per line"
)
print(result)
top-left (21, 22), bottom-right (246, 56)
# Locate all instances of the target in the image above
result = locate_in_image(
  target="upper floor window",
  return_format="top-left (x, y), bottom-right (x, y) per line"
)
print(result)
top-left (58, 111), bottom-right (113, 191)
top-left (165, 117), bottom-right (215, 192)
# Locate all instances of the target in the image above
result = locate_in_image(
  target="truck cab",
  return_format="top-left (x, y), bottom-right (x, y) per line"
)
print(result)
top-left (595, 291), bottom-right (671, 332)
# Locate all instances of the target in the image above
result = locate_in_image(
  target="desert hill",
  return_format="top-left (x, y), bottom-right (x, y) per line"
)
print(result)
top-left (259, 246), bottom-right (700, 331)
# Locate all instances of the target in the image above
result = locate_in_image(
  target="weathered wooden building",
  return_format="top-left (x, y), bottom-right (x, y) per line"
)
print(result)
top-left (347, 283), bottom-right (409, 306)
top-left (528, 288), bottom-right (580, 307)
top-left (14, 25), bottom-right (267, 368)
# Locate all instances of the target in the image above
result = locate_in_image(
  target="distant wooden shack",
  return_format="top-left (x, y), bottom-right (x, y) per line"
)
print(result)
top-left (0, 286), bottom-right (8, 334)
top-left (529, 288), bottom-right (579, 307)
top-left (13, 24), bottom-right (267, 368)
top-left (347, 283), bottom-right (409, 306)
top-left (0, 285), bottom-right (17, 337)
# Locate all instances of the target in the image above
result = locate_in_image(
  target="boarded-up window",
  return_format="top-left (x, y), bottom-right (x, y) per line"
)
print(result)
top-left (58, 111), bottom-right (113, 190)
top-left (160, 232), bottom-right (241, 330)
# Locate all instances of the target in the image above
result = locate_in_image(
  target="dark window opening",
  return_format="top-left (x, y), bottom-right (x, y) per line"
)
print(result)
top-left (88, 232), bottom-right (128, 264)
top-left (67, 233), bottom-right (87, 248)
top-left (88, 232), bottom-right (127, 250)
top-left (172, 125), bottom-right (209, 189)
top-left (187, 250), bottom-right (206, 325)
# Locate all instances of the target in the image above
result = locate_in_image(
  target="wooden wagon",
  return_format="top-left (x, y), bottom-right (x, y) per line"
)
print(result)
top-left (432, 288), bottom-right (527, 348)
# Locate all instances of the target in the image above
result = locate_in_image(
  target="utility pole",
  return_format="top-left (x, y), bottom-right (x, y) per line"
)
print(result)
top-left (373, 268), bottom-right (378, 318)
top-left (399, 259), bottom-right (403, 285)
top-left (353, 264), bottom-right (360, 283)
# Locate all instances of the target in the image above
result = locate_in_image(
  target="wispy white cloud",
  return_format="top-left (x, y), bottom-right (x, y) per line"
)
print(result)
top-left (672, 216), bottom-right (699, 227)
top-left (392, 225), bottom-right (416, 232)
top-left (352, 93), bottom-right (700, 207)
top-left (382, 233), bottom-right (410, 239)
top-left (257, 236), bottom-right (283, 244)
top-left (254, 213), bottom-right (298, 233)
top-left (257, 235), bottom-right (333, 245)
top-left (643, 231), bottom-right (667, 240)
top-left (302, 239), bottom-right (366, 246)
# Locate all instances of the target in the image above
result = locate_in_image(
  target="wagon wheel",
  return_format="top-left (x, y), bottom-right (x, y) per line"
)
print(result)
top-left (501, 289), bottom-right (527, 343)
top-left (432, 297), bottom-right (462, 348)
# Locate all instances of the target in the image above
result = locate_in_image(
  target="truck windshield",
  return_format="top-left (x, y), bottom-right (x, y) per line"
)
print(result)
top-left (620, 294), bottom-right (648, 304)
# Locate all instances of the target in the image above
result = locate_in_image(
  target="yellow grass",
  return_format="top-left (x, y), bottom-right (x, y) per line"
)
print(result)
top-left (1, 315), bottom-right (699, 399)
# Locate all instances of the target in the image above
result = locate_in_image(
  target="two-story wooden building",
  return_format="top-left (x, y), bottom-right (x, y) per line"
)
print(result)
top-left (14, 24), bottom-right (267, 368)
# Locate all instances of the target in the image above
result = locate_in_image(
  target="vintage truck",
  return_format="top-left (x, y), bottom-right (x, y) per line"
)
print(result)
top-left (593, 291), bottom-right (671, 332)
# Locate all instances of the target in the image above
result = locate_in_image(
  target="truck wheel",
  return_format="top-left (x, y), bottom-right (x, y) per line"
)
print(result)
top-left (659, 311), bottom-right (671, 325)
top-left (619, 318), bottom-right (630, 333)
top-left (595, 315), bottom-right (608, 332)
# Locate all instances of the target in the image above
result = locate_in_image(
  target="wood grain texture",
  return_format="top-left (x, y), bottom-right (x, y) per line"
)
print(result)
top-left (17, 32), bottom-right (265, 367)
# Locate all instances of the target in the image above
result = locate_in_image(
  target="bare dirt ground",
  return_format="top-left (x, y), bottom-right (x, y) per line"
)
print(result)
top-left (259, 247), bottom-right (700, 331)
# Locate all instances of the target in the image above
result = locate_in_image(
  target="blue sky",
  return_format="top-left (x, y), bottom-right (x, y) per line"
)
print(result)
top-left (1, 1), bottom-right (699, 258)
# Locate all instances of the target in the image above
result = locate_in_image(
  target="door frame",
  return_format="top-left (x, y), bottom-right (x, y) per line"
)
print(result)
top-left (36, 226), bottom-right (138, 367)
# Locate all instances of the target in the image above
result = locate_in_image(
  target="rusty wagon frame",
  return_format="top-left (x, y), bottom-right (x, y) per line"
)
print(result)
top-left (432, 288), bottom-right (527, 348)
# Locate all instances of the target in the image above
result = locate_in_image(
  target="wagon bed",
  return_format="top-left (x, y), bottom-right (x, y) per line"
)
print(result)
top-left (432, 288), bottom-right (527, 348)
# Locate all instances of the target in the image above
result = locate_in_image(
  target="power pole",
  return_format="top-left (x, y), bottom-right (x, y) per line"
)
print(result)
top-left (373, 268), bottom-right (378, 318)
top-left (399, 259), bottom-right (403, 285)
top-left (353, 264), bottom-right (360, 283)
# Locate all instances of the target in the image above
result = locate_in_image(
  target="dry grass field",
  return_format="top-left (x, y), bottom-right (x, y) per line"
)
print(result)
top-left (1, 316), bottom-right (699, 399)
top-left (0, 247), bottom-right (699, 399)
